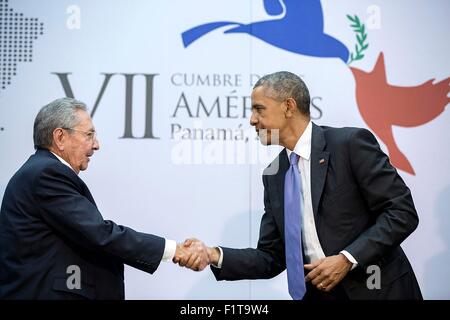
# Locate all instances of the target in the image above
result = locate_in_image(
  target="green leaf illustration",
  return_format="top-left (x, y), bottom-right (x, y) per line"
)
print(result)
top-left (347, 14), bottom-right (369, 65)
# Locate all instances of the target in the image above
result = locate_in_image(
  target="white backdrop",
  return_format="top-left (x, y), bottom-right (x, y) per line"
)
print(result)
top-left (0, 0), bottom-right (449, 299)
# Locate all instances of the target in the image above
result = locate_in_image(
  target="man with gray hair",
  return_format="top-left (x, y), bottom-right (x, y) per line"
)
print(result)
top-left (0, 97), bottom-right (208, 299)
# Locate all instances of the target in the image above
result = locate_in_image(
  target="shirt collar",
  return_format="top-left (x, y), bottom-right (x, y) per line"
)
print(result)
top-left (286, 120), bottom-right (312, 162)
top-left (51, 151), bottom-right (76, 173)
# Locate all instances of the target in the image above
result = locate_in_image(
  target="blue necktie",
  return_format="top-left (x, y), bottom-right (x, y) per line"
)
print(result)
top-left (284, 152), bottom-right (306, 300)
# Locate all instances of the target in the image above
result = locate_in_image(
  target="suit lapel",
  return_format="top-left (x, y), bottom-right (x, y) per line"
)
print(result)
top-left (271, 149), bottom-right (289, 235)
top-left (36, 149), bottom-right (98, 208)
top-left (310, 123), bottom-right (329, 220)
top-left (79, 180), bottom-right (98, 208)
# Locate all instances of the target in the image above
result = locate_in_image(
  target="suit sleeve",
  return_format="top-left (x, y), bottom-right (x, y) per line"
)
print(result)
top-left (344, 128), bottom-right (419, 268)
top-left (33, 165), bottom-right (165, 274)
top-left (212, 170), bottom-right (285, 280)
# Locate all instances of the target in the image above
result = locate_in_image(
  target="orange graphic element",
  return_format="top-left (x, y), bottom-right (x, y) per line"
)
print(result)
top-left (350, 52), bottom-right (449, 175)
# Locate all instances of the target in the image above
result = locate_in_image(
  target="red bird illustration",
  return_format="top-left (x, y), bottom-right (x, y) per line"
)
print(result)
top-left (350, 52), bottom-right (449, 175)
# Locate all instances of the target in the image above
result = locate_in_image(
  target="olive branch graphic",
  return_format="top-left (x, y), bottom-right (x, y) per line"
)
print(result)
top-left (347, 14), bottom-right (369, 65)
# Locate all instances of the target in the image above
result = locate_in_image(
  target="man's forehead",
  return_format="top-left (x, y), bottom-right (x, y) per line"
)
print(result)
top-left (75, 109), bottom-right (94, 129)
top-left (252, 86), bottom-right (276, 101)
top-left (252, 86), bottom-right (267, 97)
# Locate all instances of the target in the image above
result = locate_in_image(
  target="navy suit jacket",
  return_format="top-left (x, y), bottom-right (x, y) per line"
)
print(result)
top-left (0, 149), bottom-right (165, 299)
top-left (212, 123), bottom-right (422, 299)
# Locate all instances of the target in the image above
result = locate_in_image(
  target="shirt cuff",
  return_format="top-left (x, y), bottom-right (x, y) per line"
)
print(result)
top-left (161, 239), bottom-right (177, 262)
top-left (212, 246), bottom-right (224, 268)
top-left (340, 250), bottom-right (358, 270)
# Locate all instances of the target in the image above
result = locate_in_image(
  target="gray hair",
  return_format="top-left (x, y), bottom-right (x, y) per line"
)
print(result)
top-left (33, 97), bottom-right (87, 150)
top-left (253, 71), bottom-right (310, 116)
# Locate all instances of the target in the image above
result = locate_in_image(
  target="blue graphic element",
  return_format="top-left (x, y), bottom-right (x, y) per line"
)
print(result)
top-left (182, 21), bottom-right (239, 47)
top-left (181, 0), bottom-right (350, 63)
top-left (263, 0), bottom-right (285, 15)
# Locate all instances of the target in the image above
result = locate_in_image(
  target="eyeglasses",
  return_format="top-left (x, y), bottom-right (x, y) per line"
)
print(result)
top-left (62, 128), bottom-right (97, 142)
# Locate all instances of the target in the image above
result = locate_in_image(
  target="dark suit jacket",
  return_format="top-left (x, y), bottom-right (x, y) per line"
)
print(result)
top-left (0, 149), bottom-right (165, 299)
top-left (212, 123), bottom-right (422, 299)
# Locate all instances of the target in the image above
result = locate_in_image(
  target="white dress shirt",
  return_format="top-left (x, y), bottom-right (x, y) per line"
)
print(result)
top-left (286, 121), bottom-right (357, 268)
top-left (215, 121), bottom-right (357, 268)
top-left (51, 151), bottom-right (176, 262)
top-left (286, 121), bottom-right (326, 263)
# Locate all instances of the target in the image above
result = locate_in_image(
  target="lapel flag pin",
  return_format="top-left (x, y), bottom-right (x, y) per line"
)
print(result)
top-left (319, 158), bottom-right (325, 164)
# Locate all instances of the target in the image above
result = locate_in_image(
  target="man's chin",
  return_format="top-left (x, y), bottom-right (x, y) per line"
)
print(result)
top-left (80, 161), bottom-right (90, 171)
top-left (257, 130), bottom-right (277, 146)
top-left (258, 137), bottom-right (271, 146)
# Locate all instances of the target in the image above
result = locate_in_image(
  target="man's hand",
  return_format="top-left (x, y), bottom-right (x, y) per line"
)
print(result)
top-left (304, 253), bottom-right (352, 292)
top-left (173, 238), bottom-right (210, 271)
top-left (173, 242), bottom-right (193, 266)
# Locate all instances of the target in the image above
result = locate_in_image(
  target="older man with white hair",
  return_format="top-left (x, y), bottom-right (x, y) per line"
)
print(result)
top-left (0, 97), bottom-right (208, 299)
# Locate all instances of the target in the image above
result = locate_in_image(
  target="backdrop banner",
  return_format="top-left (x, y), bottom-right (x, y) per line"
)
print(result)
top-left (0, 0), bottom-right (449, 299)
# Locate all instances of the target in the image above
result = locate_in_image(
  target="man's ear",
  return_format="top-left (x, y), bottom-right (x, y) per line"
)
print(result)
top-left (284, 98), bottom-right (297, 118)
top-left (53, 128), bottom-right (66, 151)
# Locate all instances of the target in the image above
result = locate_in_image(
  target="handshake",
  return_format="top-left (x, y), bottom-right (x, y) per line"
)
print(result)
top-left (173, 238), bottom-right (220, 271)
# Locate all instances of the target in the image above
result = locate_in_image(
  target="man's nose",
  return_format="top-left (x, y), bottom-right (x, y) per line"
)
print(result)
top-left (93, 137), bottom-right (100, 150)
top-left (250, 112), bottom-right (258, 126)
